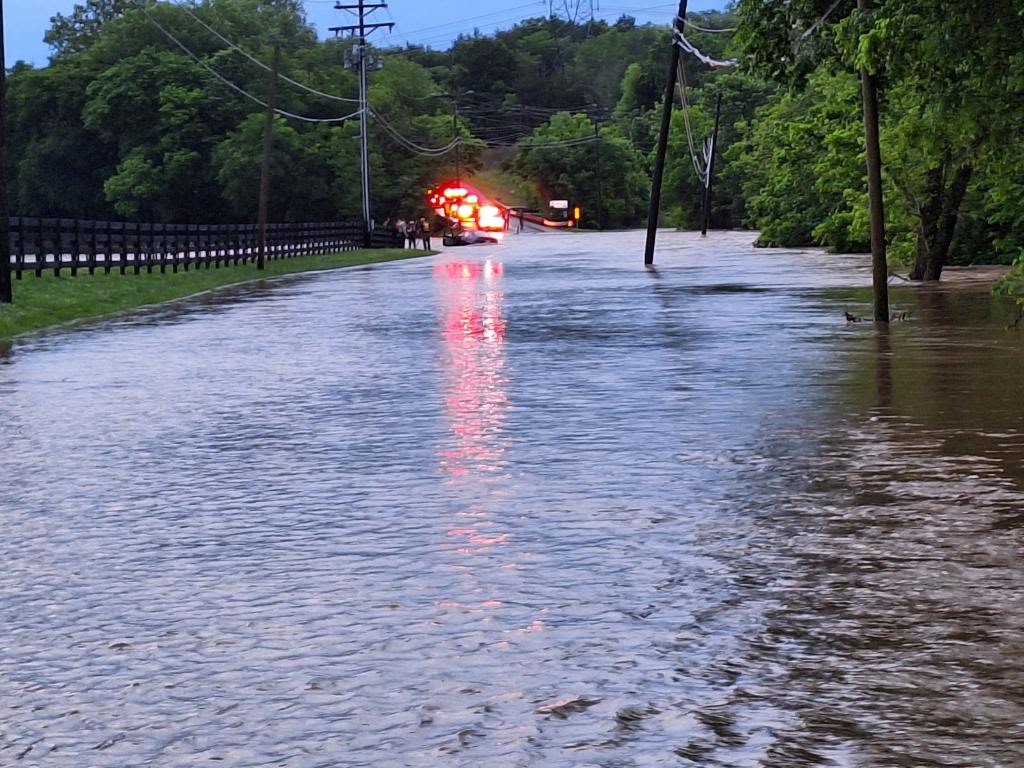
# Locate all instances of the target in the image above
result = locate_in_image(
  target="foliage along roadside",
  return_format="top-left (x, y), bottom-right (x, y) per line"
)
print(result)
top-left (10, 0), bottom-right (1024, 287)
top-left (9, 1), bottom-right (750, 231)
top-left (995, 259), bottom-right (1024, 311)
top-left (0, 249), bottom-right (428, 342)
top-left (733, 0), bottom-right (1024, 282)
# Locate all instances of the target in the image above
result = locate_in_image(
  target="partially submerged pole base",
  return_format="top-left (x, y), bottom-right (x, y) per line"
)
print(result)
top-left (643, 0), bottom-right (688, 265)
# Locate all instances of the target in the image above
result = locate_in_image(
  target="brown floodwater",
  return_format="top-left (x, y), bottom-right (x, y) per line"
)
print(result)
top-left (0, 230), bottom-right (1021, 767)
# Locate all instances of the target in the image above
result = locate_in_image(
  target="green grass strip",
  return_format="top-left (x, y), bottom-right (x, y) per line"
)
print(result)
top-left (0, 248), bottom-right (430, 342)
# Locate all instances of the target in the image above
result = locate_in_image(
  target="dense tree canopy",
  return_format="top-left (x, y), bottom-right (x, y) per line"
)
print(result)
top-left (6, 0), bottom-right (1024, 296)
top-left (7, 0), bottom-right (749, 230)
top-left (734, 0), bottom-right (1024, 283)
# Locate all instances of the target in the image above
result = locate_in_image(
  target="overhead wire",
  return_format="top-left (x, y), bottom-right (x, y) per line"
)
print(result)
top-left (673, 24), bottom-right (739, 68)
top-left (515, 134), bottom-right (600, 148)
top-left (379, 3), bottom-right (546, 44)
top-left (682, 18), bottom-right (737, 34)
top-left (368, 105), bottom-right (462, 155)
top-left (798, 0), bottom-right (847, 43)
top-left (145, 11), bottom-right (363, 123)
top-left (176, 3), bottom-right (361, 103)
top-left (675, 57), bottom-right (706, 182)
top-left (151, 2), bottom-right (731, 158)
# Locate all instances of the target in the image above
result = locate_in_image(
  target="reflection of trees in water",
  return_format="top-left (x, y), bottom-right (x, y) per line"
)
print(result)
top-left (874, 324), bottom-right (892, 411)
top-left (863, 288), bottom-right (1024, 453)
top-left (694, 290), bottom-right (1024, 766)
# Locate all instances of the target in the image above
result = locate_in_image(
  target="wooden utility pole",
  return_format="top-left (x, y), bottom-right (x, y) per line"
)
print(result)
top-left (858, 0), bottom-right (889, 322)
top-left (700, 91), bottom-right (722, 237)
top-left (332, 0), bottom-right (393, 248)
top-left (257, 46), bottom-right (280, 271)
top-left (644, 0), bottom-right (687, 264)
top-left (450, 97), bottom-right (462, 187)
top-left (0, 0), bottom-right (12, 303)
top-left (594, 120), bottom-right (603, 230)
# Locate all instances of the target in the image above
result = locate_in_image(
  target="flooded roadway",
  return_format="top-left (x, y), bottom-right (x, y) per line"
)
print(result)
top-left (1, 230), bottom-right (1022, 767)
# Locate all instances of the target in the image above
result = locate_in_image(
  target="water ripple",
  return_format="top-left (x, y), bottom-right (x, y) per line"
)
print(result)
top-left (1, 231), bottom-right (1021, 766)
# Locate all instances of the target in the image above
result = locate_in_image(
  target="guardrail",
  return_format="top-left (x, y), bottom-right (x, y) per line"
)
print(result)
top-left (5, 218), bottom-right (404, 278)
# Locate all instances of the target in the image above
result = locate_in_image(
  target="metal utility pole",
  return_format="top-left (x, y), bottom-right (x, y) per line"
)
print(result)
top-left (644, 0), bottom-right (687, 265)
top-left (0, 0), bottom-right (12, 303)
top-left (700, 91), bottom-right (722, 237)
top-left (857, 0), bottom-right (889, 323)
top-left (257, 46), bottom-right (280, 271)
top-left (332, 0), bottom-right (393, 248)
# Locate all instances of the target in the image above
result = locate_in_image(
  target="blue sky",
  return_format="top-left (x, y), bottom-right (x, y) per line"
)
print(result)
top-left (6, 0), bottom-right (726, 67)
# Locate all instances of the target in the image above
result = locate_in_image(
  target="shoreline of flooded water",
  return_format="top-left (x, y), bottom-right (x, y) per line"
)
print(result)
top-left (1, 230), bottom-right (1021, 767)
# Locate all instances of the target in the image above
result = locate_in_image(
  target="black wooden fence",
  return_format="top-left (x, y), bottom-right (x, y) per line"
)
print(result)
top-left (5, 218), bottom-right (405, 278)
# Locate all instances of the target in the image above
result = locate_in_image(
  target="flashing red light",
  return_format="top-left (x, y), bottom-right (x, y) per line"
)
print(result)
top-left (428, 183), bottom-right (508, 233)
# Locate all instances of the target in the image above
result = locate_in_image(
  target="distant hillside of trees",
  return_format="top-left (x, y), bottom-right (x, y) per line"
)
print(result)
top-left (7, 0), bottom-right (1024, 288)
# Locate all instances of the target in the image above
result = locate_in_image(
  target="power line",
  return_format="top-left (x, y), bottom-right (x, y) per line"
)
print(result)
top-left (145, 11), bottom-right (363, 123)
top-left (798, 0), bottom-right (847, 43)
top-left (676, 57), bottom-right (705, 181)
top-left (516, 135), bottom-right (600, 148)
top-left (383, 3), bottom-right (546, 40)
top-left (175, 3), bottom-right (361, 103)
top-left (682, 18), bottom-right (736, 33)
top-left (369, 105), bottom-right (462, 155)
top-left (672, 25), bottom-right (738, 68)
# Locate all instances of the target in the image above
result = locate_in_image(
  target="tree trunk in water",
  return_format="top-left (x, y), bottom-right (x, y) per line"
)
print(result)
top-left (910, 163), bottom-right (973, 282)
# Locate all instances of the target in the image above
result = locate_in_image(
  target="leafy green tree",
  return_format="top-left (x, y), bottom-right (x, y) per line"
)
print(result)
top-left (450, 36), bottom-right (522, 101)
top-left (725, 68), bottom-right (882, 250)
top-left (659, 69), bottom-right (775, 230)
top-left (45, 0), bottom-right (146, 58)
top-left (6, 62), bottom-right (117, 217)
top-left (367, 57), bottom-right (484, 218)
top-left (212, 116), bottom-right (333, 220)
top-left (83, 47), bottom-right (241, 219)
top-left (512, 112), bottom-right (647, 228)
top-left (735, 0), bottom-right (1024, 279)
top-left (613, 32), bottom-right (672, 118)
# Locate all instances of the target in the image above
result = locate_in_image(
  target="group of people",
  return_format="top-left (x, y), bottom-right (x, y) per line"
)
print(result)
top-left (394, 217), bottom-right (432, 250)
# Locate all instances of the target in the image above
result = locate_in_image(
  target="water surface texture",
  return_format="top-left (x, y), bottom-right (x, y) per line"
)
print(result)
top-left (2, 230), bottom-right (1022, 767)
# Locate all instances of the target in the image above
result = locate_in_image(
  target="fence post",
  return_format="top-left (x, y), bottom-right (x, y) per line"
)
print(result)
top-left (88, 219), bottom-right (97, 275)
top-left (116, 222), bottom-right (126, 275)
top-left (13, 216), bottom-right (22, 280)
top-left (73, 218), bottom-right (82, 277)
top-left (103, 220), bottom-right (112, 274)
top-left (129, 222), bottom-right (140, 275)
top-left (158, 223), bottom-right (166, 274)
top-left (141, 222), bottom-right (150, 274)
top-left (33, 218), bottom-right (42, 277)
top-left (55, 218), bottom-right (65, 277)
top-left (183, 223), bottom-right (191, 272)
top-left (202, 224), bottom-right (211, 269)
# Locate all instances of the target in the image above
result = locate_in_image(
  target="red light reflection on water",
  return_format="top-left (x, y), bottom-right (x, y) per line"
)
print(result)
top-left (433, 260), bottom-right (516, 620)
top-left (436, 260), bottom-right (508, 477)
top-left (436, 260), bottom-right (504, 282)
